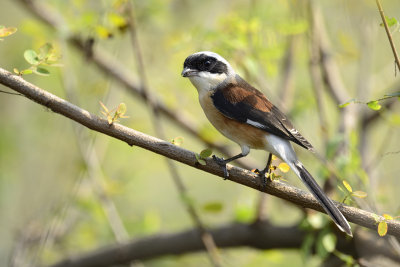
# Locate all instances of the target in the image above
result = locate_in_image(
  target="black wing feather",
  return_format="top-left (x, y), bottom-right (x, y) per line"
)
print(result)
top-left (211, 75), bottom-right (314, 151)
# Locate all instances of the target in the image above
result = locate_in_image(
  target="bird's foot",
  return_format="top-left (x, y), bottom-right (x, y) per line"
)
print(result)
top-left (255, 168), bottom-right (268, 190)
top-left (212, 155), bottom-right (229, 179)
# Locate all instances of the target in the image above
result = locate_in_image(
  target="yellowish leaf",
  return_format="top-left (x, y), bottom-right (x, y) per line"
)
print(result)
top-left (378, 221), bottom-right (388, 236)
top-left (352, 191), bottom-right (367, 198)
top-left (271, 155), bottom-right (277, 161)
top-left (107, 116), bottom-right (113, 125)
top-left (0, 26), bottom-right (17, 37)
top-left (343, 180), bottom-right (352, 193)
top-left (278, 162), bottom-right (290, 173)
top-left (171, 137), bottom-right (184, 146)
top-left (99, 101), bottom-right (109, 113)
top-left (383, 214), bottom-right (394, 220)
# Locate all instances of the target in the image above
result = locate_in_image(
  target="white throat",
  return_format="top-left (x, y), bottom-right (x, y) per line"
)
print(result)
top-left (188, 72), bottom-right (229, 98)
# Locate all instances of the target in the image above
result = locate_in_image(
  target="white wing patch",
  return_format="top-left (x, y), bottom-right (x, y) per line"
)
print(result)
top-left (289, 128), bottom-right (299, 135)
top-left (246, 119), bottom-right (266, 129)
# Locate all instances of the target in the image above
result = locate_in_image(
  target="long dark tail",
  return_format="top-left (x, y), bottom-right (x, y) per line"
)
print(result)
top-left (292, 161), bottom-right (352, 236)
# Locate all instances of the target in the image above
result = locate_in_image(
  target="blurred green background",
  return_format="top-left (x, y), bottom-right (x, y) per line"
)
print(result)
top-left (1, 0), bottom-right (400, 266)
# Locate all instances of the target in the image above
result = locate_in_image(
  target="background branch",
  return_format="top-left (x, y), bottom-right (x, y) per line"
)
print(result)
top-left (48, 221), bottom-right (400, 267)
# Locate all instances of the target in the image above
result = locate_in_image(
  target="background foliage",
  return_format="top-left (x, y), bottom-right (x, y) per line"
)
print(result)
top-left (1, 0), bottom-right (400, 266)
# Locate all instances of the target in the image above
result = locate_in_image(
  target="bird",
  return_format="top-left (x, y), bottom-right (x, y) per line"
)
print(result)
top-left (181, 51), bottom-right (352, 236)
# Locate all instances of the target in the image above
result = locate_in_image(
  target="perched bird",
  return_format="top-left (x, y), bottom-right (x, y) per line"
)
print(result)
top-left (181, 51), bottom-right (352, 236)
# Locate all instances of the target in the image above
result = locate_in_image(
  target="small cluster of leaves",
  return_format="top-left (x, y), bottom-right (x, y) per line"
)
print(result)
top-left (338, 180), bottom-right (367, 204)
top-left (372, 213), bottom-right (399, 237)
top-left (195, 148), bottom-right (212, 165)
top-left (0, 25), bottom-right (17, 40)
top-left (380, 16), bottom-right (399, 34)
top-left (301, 225), bottom-right (358, 266)
top-left (14, 43), bottom-right (61, 76)
top-left (252, 155), bottom-right (290, 181)
top-left (100, 101), bottom-right (129, 125)
top-left (339, 92), bottom-right (400, 111)
top-left (95, 12), bottom-right (129, 39)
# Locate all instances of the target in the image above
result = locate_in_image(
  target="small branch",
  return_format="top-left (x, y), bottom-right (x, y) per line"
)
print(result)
top-left (0, 89), bottom-right (23, 96)
top-left (126, 5), bottom-right (221, 266)
top-left (376, 0), bottom-right (400, 71)
top-left (1, 68), bottom-right (400, 238)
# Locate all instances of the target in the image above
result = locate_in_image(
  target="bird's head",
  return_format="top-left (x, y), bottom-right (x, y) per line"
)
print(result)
top-left (181, 51), bottom-right (235, 94)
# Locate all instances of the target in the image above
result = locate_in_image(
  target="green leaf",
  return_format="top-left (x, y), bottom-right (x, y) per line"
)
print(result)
top-left (316, 232), bottom-right (329, 258)
top-left (334, 251), bottom-right (355, 265)
top-left (386, 17), bottom-right (398, 27)
top-left (300, 234), bottom-right (314, 261)
top-left (203, 202), bottom-right (223, 213)
top-left (39, 43), bottom-right (53, 60)
top-left (24, 49), bottom-right (39, 65)
top-left (378, 221), bottom-right (388, 236)
top-left (338, 99), bottom-right (355, 108)
top-left (34, 67), bottom-right (50, 76)
top-left (322, 233), bottom-right (337, 253)
top-left (20, 69), bottom-right (33, 75)
top-left (195, 153), bottom-right (206, 165)
top-left (116, 102), bottom-right (127, 115)
top-left (199, 148), bottom-right (212, 158)
top-left (352, 191), bottom-right (367, 198)
top-left (367, 100), bottom-right (381, 111)
top-left (0, 26), bottom-right (17, 37)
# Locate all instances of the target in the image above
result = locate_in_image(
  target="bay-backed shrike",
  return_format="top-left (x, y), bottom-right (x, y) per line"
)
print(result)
top-left (181, 51), bottom-right (352, 236)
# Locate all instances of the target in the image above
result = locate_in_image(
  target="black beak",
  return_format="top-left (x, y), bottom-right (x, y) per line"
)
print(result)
top-left (181, 68), bottom-right (198, 77)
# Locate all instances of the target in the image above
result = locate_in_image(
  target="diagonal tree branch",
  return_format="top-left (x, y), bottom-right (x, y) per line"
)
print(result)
top-left (16, 0), bottom-right (252, 169)
top-left (1, 67), bottom-right (400, 238)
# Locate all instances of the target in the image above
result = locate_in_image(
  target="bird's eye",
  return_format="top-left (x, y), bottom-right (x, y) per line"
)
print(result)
top-left (204, 60), bottom-right (211, 68)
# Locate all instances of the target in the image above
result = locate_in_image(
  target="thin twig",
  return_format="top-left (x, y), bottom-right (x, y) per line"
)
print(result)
top-left (0, 89), bottom-right (23, 96)
top-left (376, 0), bottom-right (400, 71)
top-left (126, 4), bottom-right (221, 266)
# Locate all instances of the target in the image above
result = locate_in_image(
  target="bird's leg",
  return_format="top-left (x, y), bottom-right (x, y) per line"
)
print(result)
top-left (212, 153), bottom-right (246, 179)
top-left (255, 153), bottom-right (273, 189)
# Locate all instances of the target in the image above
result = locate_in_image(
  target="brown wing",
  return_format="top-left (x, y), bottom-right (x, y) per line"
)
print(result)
top-left (211, 75), bottom-right (314, 151)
